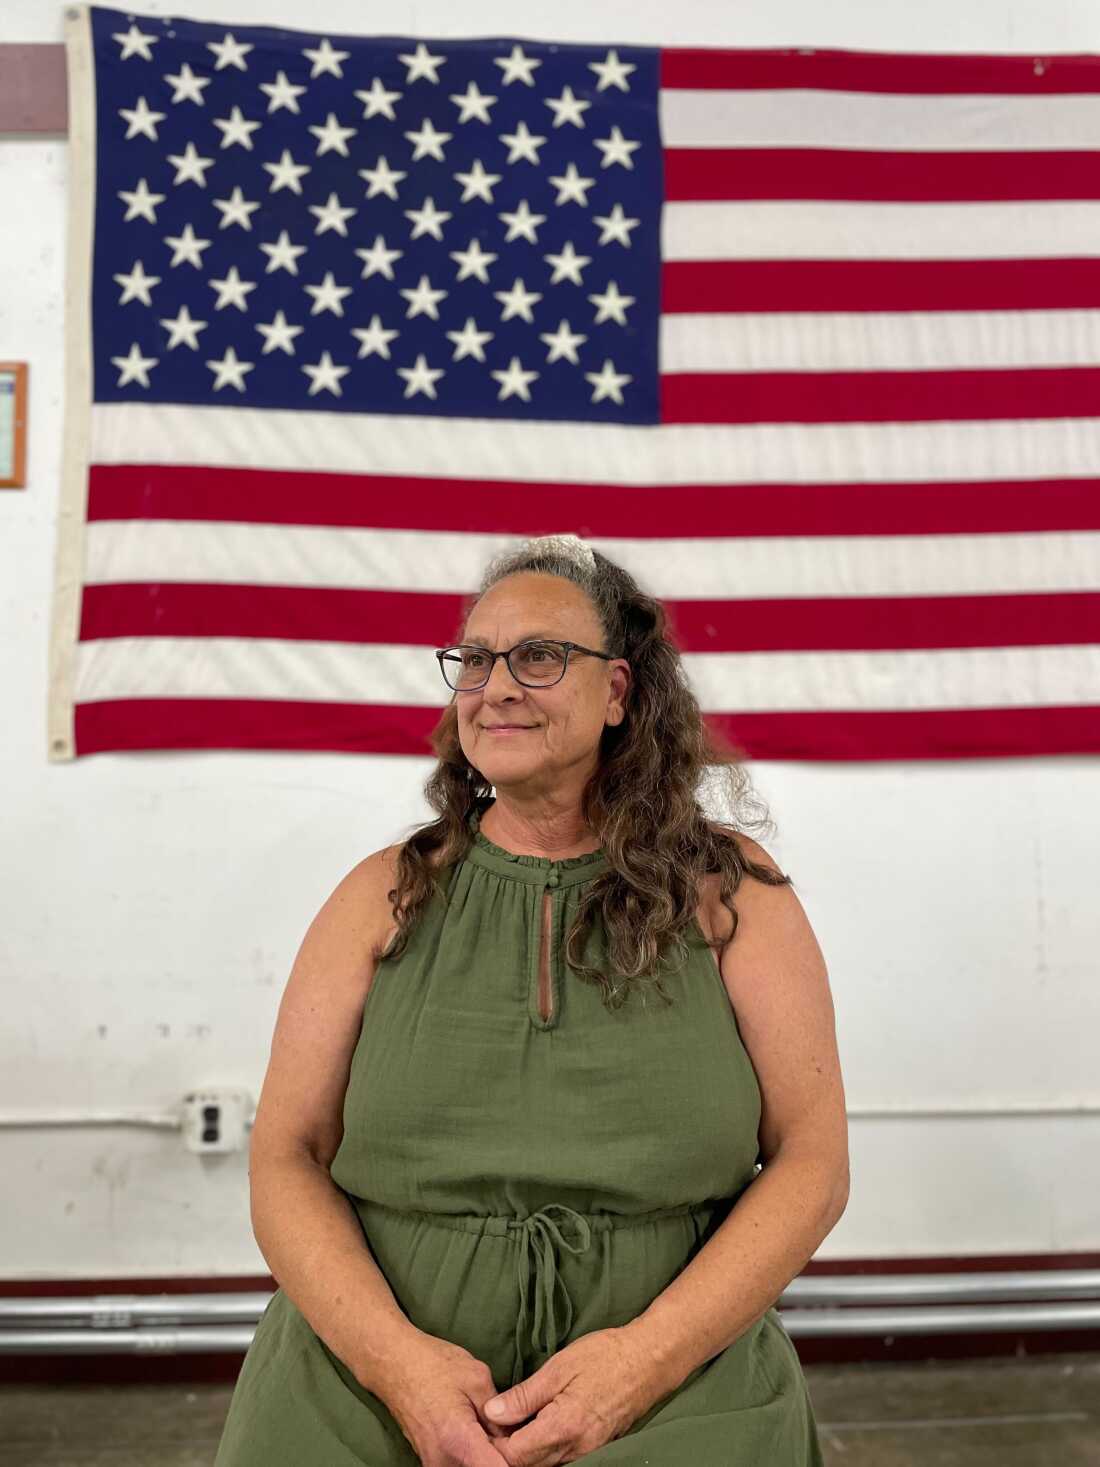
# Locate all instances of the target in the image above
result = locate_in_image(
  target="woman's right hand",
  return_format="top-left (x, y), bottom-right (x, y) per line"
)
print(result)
top-left (371, 1331), bottom-right (519, 1465)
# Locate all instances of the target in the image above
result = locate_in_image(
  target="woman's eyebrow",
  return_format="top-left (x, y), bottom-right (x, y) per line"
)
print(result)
top-left (463, 632), bottom-right (562, 647)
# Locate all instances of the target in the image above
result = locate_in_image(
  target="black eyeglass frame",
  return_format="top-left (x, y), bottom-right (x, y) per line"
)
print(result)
top-left (436, 640), bottom-right (619, 691)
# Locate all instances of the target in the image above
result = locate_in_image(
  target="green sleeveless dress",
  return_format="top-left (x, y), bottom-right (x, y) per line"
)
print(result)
top-left (214, 805), bottom-right (824, 1465)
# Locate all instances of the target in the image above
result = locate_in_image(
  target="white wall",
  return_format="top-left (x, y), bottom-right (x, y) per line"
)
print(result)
top-left (2, 0), bottom-right (1098, 1280)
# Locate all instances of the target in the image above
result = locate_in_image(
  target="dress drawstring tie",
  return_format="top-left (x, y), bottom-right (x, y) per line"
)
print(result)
top-left (509, 1203), bottom-right (594, 1386)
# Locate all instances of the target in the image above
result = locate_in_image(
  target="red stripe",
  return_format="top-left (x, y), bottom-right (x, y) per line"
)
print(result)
top-left (74, 698), bottom-right (445, 757)
top-left (79, 584), bottom-right (1100, 651)
top-left (660, 47), bottom-right (1100, 94)
top-left (661, 259), bottom-right (1100, 313)
top-left (88, 463), bottom-right (1100, 533)
top-left (87, 465), bottom-right (1100, 535)
top-left (664, 147), bottom-right (1100, 202)
top-left (73, 698), bottom-right (1100, 761)
top-left (661, 366), bottom-right (1100, 424)
top-left (80, 584), bottom-right (464, 643)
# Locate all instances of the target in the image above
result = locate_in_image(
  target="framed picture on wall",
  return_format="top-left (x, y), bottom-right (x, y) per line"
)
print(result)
top-left (0, 362), bottom-right (28, 488)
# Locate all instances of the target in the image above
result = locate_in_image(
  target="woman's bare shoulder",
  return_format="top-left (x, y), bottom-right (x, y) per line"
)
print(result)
top-left (697, 825), bottom-right (786, 947)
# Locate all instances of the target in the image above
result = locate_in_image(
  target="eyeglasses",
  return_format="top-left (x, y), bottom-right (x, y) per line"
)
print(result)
top-left (436, 639), bottom-right (617, 691)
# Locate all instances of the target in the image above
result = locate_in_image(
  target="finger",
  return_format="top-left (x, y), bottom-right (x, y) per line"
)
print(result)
top-left (493, 1419), bottom-right (568, 1467)
top-left (467, 1431), bottom-right (516, 1466)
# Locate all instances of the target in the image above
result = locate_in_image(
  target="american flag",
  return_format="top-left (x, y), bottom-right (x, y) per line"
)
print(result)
top-left (49, 4), bottom-right (1100, 761)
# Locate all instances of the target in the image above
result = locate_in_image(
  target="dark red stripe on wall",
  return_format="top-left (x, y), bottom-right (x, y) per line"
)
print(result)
top-left (661, 258), bottom-right (1100, 312)
top-left (661, 366), bottom-right (1100, 424)
top-left (73, 698), bottom-right (1100, 761)
top-left (86, 466), bottom-right (1100, 536)
top-left (664, 147), bottom-right (1100, 201)
top-left (661, 47), bottom-right (1100, 94)
top-left (79, 583), bottom-right (1100, 652)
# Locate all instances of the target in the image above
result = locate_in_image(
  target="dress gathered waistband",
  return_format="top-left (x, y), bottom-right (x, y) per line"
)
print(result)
top-left (357, 1197), bottom-right (722, 1387)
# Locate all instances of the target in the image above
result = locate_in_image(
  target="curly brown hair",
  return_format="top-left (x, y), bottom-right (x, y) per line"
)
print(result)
top-left (378, 534), bottom-right (794, 1010)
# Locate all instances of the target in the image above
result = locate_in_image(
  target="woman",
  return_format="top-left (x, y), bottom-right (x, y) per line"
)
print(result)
top-left (215, 533), bottom-right (848, 1466)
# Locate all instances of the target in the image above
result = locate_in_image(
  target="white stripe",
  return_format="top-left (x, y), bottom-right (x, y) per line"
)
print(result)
top-left (91, 403), bottom-right (1100, 484)
top-left (84, 521), bottom-right (1100, 599)
top-left (661, 310), bottom-right (1100, 373)
top-left (663, 199), bottom-right (1100, 260)
top-left (73, 636), bottom-right (1100, 712)
top-left (660, 87), bottom-right (1100, 152)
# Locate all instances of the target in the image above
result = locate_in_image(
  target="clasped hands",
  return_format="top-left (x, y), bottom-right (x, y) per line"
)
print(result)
top-left (476, 1324), bottom-right (668, 1466)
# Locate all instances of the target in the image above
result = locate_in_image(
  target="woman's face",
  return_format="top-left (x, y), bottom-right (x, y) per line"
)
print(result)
top-left (455, 573), bottom-right (630, 798)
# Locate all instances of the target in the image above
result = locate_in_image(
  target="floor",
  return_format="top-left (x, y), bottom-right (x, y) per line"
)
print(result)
top-left (1, 1353), bottom-right (1097, 1465)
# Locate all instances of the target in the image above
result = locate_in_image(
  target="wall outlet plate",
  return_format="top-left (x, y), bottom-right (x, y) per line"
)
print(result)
top-left (180, 1088), bottom-right (252, 1154)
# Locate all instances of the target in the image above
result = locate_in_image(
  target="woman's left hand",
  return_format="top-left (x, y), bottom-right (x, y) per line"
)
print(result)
top-left (476, 1325), bottom-right (668, 1466)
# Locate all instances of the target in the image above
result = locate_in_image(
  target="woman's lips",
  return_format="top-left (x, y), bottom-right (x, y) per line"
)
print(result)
top-left (484, 725), bottom-right (535, 734)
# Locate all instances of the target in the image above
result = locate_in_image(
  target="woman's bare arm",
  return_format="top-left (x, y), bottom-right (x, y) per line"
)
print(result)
top-left (247, 848), bottom-right (425, 1393)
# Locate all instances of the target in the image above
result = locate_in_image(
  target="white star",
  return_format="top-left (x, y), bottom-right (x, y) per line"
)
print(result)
top-left (585, 358), bottom-right (632, 404)
top-left (548, 162), bottom-right (596, 206)
top-left (255, 309), bottom-right (304, 355)
top-left (589, 49), bottom-right (636, 92)
top-left (454, 158), bottom-right (501, 204)
top-left (589, 279), bottom-right (636, 325)
top-left (491, 356), bottom-right (539, 401)
top-left (545, 85), bottom-right (591, 129)
top-left (404, 117), bottom-right (452, 162)
top-left (304, 270), bottom-right (353, 317)
top-left (110, 341), bottom-right (157, 386)
top-left (500, 119), bottom-right (546, 165)
top-left (545, 241), bottom-right (592, 286)
top-left (351, 315), bottom-right (399, 359)
top-left (302, 350), bottom-right (350, 396)
top-left (113, 24), bottom-right (157, 61)
top-left (499, 199), bottom-right (546, 244)
top-left (450, 237), bottom-right (497, 283)
top-left (158, 304), bottom-right (207, 349)
top-left (260, 229), bottom-right (308, 274)
top-left (399, 274), bottom-right (447, 320)
top-left (398, 42), bottom-right (446, 84)
top-left (494, 44), bottom-right (541, 86)
top-left (164, 62), bottom-right (210, 105)
top-left (594, 125), bottom-right (642, 170)
top-left (213, 104), bottom-right (262, 150)
top-left (404, 196), bottom-right (452, 240)
top-left (358, 155), bottom-right (406, 199)
top-left (259, 71), bottom-right (306, 114)
top-left (113, 259), bottom-right (161, 306)
top-left (119, 96), bottom-right (166, 141)
top-left (354, 235), bottom-right (403, 280)
top-left (539, 319), bottom-right (587, 365)
top-left (494, 277), bottom-right (542, 323)
top-left (397, 353), bottom-right (444, 399)
top-left (205, 345), bottom-right (254, 390)
top-left (207, 33), bottom-right (253, 72)
top-left (263, 149), bottom-right (310, 194)
top-left (213, 185), bottom-right (260, 230)
top-left (309, 112), bottom-right (357, 157)
top-left (593, 202), bottom-right (641, 247)
top-left (354, 77), bottom-right (402, 119)
top-left (303, 39), bottom-right (350, 79)
top-left (208, 265), bottom-right (257, 311)
top-left (164, 222), bottom-right (211, 268)
top-left (450, 81), bottom-right (497, 124)
top-left (118, 177), bottom-right (165, 223)
top-left (167, 141), bottom-right (214, 186)
top-left (309, 191), bottom-right (357, 236)
top-left (445, 317), bottom-right (493, 362)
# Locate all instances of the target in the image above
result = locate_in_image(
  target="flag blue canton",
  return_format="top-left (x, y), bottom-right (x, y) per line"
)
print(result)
top-left (88, 6), bottom-right (661, 424)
